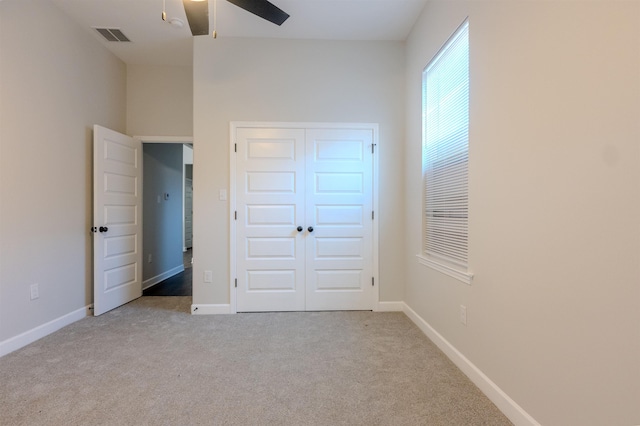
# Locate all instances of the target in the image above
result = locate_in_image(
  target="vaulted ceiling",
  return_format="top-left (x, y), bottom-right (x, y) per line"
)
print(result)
top-left (52, 0), bottom-right (427, 66)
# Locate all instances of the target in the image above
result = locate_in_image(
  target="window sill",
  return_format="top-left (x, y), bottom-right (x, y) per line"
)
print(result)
top-left (416, 254), bottom-right (473, 285)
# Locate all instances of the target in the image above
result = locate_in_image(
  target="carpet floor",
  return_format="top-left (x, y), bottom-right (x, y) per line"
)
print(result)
top-left (0, 297), bottom-right (512, 425)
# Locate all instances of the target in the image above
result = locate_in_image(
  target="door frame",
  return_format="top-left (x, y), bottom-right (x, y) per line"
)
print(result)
top-left (229, 122), bottom-right (379, 313)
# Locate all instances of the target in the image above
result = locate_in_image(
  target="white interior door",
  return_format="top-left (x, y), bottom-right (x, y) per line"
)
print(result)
top-left (235, 125), bottom-right (375, 312)
top-left (93, 125), bottom-right (142, 316)
top-left (236, 128), bottom-right (306, 312)
top-left (305, 128), bottom-right (374, 310)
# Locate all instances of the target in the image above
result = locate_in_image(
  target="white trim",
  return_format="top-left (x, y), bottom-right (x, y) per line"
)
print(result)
top-left (229, 122), bottom-right (237, 314)
top-left (0, 305), bottom-right (90, 357)
top-left (230, 122), bottom-right (380, 313)
top-left (229, 122), bottom-right (378, 131)
top-left (142, 265), bottom-right (185, 290)
top-left (417, 254), bottom-right (473, 285)
top-left (371, 124), bottom-right (380, 310)
top-left (376, 301), bottom-right (404, 312)
top-left (191, 304), bottom-right (233, 315)
top-left (402, 302), bottom-right (540, 426)
top-left (136, 136), bottom-right (193, 144)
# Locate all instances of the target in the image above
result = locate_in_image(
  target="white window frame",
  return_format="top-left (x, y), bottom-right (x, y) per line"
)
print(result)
top-left (417, 20), bottom-right (473, 285)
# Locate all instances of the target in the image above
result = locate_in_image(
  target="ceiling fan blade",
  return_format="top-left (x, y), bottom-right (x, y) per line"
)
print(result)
top-left (226, 0), bottom-right (290, 26)
top-left (182, 0), bottom-right (210, 36)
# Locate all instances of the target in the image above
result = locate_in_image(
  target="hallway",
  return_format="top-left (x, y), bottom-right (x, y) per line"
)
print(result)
top-left (143, 249), bottom-right (192, 296)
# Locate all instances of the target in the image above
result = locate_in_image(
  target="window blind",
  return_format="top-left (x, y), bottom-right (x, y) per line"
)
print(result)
top-left (422, 21), bottom-right (469, 268)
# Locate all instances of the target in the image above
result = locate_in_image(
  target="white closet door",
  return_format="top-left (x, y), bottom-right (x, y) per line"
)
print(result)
top-left (235, 125), bottom-right (374, 312)
top-left (305, 128), bottom-right (374, 311)
top-left (236, 128), bottom-right (306, 312)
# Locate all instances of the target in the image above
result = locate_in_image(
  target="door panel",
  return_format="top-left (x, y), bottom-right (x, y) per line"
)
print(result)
top-left (305, 128), bottom-right (373, 311)
top-left (247, 205), bottom-right (296, 225)
top-left (315, 237), bottom-right (364, 258)
top-left (93, 125), bottom-right (142, 316)
top-left (246, 270), bottom-right (296, 290)
top-left (315, 270), bottom-right (363, 290)
top-left (315, 173), bottom-right (364, 193)
top-left (247, 172), bottom-right (295, 192)
top-left (236, 128), bottom-right (306, 312)
top-left (315, 205), bottom-right (364, 226)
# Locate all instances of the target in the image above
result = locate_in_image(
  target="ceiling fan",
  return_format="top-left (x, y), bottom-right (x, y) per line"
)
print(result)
top-left (181, 0), bottom-right (290, 36)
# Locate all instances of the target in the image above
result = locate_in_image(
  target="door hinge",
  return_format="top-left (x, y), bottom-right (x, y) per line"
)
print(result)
top-left (234, 143), bottom-right (237, 153)
top-left (372, 277), bottom-right (375, 287)
top-left (234, 211), bottom-right (237, 220)
top-left (372, 211), bottom-right (374, 220)
top-left (372, 144), bottom-right (376, 154)
top-left (235, 278), bottom-right (238, 288)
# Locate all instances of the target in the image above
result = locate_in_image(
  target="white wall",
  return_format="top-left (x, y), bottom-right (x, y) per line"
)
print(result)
top-left (404, 1), bottom-right (640, 425)
top-left (0, 0), bottom-right (126, 343)
top-left (126, 64), bottom-right (193, 137)
top-left (192, 38), bottom-right (405, 306)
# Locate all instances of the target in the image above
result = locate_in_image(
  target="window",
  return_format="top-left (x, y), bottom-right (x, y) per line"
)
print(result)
top-left (420, 20), bottom-right (472, 284)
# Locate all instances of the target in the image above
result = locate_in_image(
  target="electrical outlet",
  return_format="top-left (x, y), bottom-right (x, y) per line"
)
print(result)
top-left (204, 270), bottom-right (213, 283)
top-left (30, 283), bottom-right (39, 300)
top-left (460, 305), bottom-right (467, 326)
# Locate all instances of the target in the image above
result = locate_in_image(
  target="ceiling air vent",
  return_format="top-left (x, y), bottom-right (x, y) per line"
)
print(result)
top-left (95, 28), bottom-right (130, 42)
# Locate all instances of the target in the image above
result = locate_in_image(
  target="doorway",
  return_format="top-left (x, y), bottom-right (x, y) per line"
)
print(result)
top-left (140, 139), bottom-right (194, 297)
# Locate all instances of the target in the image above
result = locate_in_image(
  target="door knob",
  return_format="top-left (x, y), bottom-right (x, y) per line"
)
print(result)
top-left (307, 226), bottom-right (314, 233)
top-left (99, 226), bottom-right (108, 233)
top-left (297, 226), bottom-right (303, 232)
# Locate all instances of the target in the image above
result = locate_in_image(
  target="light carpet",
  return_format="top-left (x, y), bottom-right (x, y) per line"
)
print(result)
top-left (0, 297), bottom-right (512, 425)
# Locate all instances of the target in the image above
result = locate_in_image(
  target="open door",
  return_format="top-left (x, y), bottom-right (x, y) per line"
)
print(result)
top-left (92, 125), bottom-right (142, 315)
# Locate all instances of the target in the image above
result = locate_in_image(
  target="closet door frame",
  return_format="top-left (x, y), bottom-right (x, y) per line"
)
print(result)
top-left (229, 122), bottom-right (379, 313)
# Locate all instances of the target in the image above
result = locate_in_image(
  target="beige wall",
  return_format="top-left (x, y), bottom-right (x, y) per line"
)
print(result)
top-left (404, 1), bottom-right (640, 424)
top-left (0, 0), bottom-right (126, 341)
top-left (192, 38), bottom-right (406, 306)
top-left (126, 64), bottom-right (193, 137)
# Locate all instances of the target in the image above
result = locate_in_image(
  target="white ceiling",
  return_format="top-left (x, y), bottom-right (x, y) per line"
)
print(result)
top-left (52, 0), bottom-right (427, 66)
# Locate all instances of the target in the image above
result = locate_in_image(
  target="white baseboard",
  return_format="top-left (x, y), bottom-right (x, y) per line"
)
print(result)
top-left (402, 303), bottom-right (540, 426)
top-left (142, 265), bottom-right (185, 290)
top-left (376, 301), bottom-right (404, 312)
top-left (0, 305), bottom-right (90, 358)
top-left (191, 304), bottom-right (232, 315)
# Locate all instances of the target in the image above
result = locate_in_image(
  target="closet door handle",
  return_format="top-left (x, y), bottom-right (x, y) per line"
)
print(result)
top-left (307, 226), bottom-right (314, 233)
top-left (297, 226), bottom-right (303, 232)
top-left (99, 226), bottom-right (108, 233)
